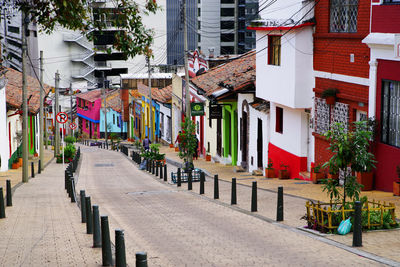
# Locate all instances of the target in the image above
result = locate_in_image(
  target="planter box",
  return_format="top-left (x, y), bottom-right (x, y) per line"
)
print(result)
top-left (169, 144), bottom-right (174, 148)
top-left (306, 200), bottom-right (397, 233)
top-left (356, 172), bottom-right (373, 191)
top-left (325, 96), bottom-right (336, 105)
top-left (18, 158), bottom-right (23, 166)
top-left (205, 155), bottom-right (211, 161)
top-left (327, 173), bottom-right (339, 180)
top-left (265, 168), bottom-right (275, 178)
top-left (394, 182), bottom-right (400, 196)
top-left (311, 172), bottom-right (324, 184)
top-left (12, 163), bottom-right (19, 169)
top-left (174, 147), bottom-right (179, 152)
top-left (279, 170), bottom-right (290, 179)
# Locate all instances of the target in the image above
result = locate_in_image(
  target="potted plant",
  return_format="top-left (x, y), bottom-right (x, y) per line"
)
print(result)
top-left (205, 153), bottom-right (211, 161)
top-left (311, 164), bottom-right (324, 184)
top-left (12, 158), bottom-right (19, 169)
top-left (169, 143), bottom-right (174, 148)
top-left (321, 88), bottom-right (339, 105)
top-left (394, 165), bottom-right (400, 196)
top-left (279, 164), bottom-right (290, 179)
top-left (265, 158), bottom-right (275, 178)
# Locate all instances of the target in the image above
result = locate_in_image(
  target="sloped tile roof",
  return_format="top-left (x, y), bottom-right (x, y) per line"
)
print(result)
top-left (152, 85), bottom-right (172, 103)
top-left (129, 89), bottom-right (142, 99)
top-left (75, 89), bottom-right (102, 102)
top-left (103, 89), bottom-right (122, 113)
top-left (191, 50), bottom-right (256, 97)
top-left (250, 98), bottom-right (270, 114)
top-left (5, 68), bottom-right (53, 114)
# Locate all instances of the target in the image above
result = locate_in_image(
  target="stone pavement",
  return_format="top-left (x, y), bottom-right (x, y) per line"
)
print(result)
top-left (78, 144), bottom-right (386, 266)
top-left (155, 145), bottom-right (400, 264)
top-left (0, 153), bottom-right (101, 266)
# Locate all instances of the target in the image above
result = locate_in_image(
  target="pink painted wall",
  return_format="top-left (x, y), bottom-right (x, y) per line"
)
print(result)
top-left (77, 97), bottom-right (101, 139)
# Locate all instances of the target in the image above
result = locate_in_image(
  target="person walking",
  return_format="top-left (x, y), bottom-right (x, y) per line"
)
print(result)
top-left (175, 131), bottom-right (182, 152)
top-left (143, 136), bottom-right (151, 151)
top-left (193, 136), bottom-right (199, 160)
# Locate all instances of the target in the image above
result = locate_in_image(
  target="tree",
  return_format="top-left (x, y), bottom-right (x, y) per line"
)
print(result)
top-left (3, 0), bottom-right (158, 58)
top-left (178, 117), bottom-right (197, 166)
top-left (322, 121), bottom-right (376, 204)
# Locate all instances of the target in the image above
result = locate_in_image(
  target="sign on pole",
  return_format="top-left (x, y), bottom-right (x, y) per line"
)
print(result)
top-left (209, 105), bottom-right (222, 119)
top-left (69, 122), bottom-right (77, 130)
top-left (56, 112), bottom-right (68, 124)
top-left (191, 102), bottom-right (204, 116)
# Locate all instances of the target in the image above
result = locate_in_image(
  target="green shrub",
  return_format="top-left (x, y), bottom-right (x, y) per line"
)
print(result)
top-left (65, 136), bottom-right (76, 144)
top-left (63, 144), bottom-right (76, 159)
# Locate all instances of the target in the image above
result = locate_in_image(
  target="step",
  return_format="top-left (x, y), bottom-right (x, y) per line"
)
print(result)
top-left (252, 169), bottom-right (263, 176)
top-left (234, 166), bottom-right (245, 173)
top-left (299, 171), bottom-right (311, 180)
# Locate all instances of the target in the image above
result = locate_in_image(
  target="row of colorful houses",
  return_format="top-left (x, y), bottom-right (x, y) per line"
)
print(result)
top-left (0, 68), bottom-right (52, 172)
top-left (126, 0), bottom-right (400, 193)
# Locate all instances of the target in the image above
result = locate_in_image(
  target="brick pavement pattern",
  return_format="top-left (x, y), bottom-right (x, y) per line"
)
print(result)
top-left (0, 158), bottom-right (101, 266)
top-left (78, 145), bottom-right (384, 266)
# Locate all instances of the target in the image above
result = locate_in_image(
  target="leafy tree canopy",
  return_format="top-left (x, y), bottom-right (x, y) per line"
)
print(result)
top-left (6, 0), bottom-right (158, 58)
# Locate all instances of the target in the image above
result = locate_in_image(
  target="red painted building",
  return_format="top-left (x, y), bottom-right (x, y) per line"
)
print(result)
top-left (313, 1), bottom-right (371, 174)
top-left (362, 0), bottom-right (400, 192)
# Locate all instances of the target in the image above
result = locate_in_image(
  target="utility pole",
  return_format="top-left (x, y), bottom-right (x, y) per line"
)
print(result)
top-left (102, 72), bottom-right (108, 142)
top-left (183, 0), bottom-right (193, 164)
top-left (234, 0), bottom-right (238, 54)
top-left (41, 51), bottom-right (48, 150)
top-left (39, 51), bottom-right (44, 170)
top-left (54, 71), bottom-right (60, 157)
top-left (147, 55), bottom-right (153, 142)
top-left (21, 11), bottom-right (28, 182)
top-left (70, 82), bottom-right (73, 136)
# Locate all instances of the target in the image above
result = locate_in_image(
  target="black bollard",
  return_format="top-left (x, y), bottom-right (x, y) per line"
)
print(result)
top-left (146, 159), bottom-right (149, 172)
top-left (85, 196), bottom-right (93, 234)
top-left (6, 180), bottom-right (12, 207)
top-left (200, 172), bottom-right (205, 195)
top-left (0, 187), bottom-right (5, 218)
top-left (231, 178), bottom-right (237, 205)
top-left (115, 229), bottom-right (126, 267)
top-left (353, 201), bottom-right (362, 247)
top-left (164, 165), bottom-right (167, 181)
top-left (155, 162), bottom-right (159, 177)
top-left (31, 162), bottom-right (35, 178)
top-left (136, 252), bottom-right (148, 267)
top-left (188, 171), bottom-right (192, 190)
top-left (92, 205), bottom-right (101, 248)
top-left (80, 190), bottom-right (86, 223)
top-left (251, 181), bottom-right (257, 212)
top-left (70, 177), bottom-right (76, 203)
top-left (38, 159), bottom-right (41, 174)
top-left (152, 161), bottom-right (155, 175)
top-left (277, 186), bottom-right (284, 221)
top-left (101, 216), bottom-right (113, 266)
top-left (177, 168), bottom-right (181, 187)
top-left (65, 170), bottom-right (68, 190)
top-left (160, 164), bottom-right (163, 180)
top-left (214, 174), bottom-right (219, 199)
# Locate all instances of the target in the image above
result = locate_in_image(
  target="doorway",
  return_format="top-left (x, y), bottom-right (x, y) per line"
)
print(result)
top-left (257, 118), bottom-right (263, 169)
top-left (241, 110), bottom-right (248, 167)
top-left (217, 118), bottom-right (222, 156)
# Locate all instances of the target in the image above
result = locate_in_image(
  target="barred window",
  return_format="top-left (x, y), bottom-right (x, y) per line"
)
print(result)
top-left (330, 0), bottom-right (358, 33)
top-left (314, 97), bottom-right (349, 135)
top-left (381, 80), bottom-right (400, 148)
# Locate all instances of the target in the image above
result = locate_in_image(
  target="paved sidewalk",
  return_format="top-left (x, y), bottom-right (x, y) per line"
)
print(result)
top-left (0, 157), bottom-right (100, 266)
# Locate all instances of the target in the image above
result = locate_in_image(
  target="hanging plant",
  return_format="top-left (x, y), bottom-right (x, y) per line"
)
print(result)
top-left (321, 88), bottom-right (339, 105)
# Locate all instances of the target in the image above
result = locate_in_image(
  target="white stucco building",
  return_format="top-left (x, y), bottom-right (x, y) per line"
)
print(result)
top-left (0, 81), bottom-right (9, 172)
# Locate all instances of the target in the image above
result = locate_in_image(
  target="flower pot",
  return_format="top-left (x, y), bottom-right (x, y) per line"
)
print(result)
top-left (265, 168), bottom-right (275, 178)
top-left (34, 153), bottom-right (38, 157)
top-left (18, 158), bottom-right (23, 166)
top-left (325, 96), bottom-right (336, 105)
top-left (356, 172), bottom-right (373, 191)
top-left (393, 182), bottom-right (400, 196)
top-left (174, 147), bottom-right (179, 152)
top-left (206, 154), bottom-right (211, 161)
top-left (169, 144), bottom-right (174, 148)
top-left (12, 163), bottom-right (19, 169)
top-left (311, 172), bottom-right (325, 184)
top-left (279, 169), bottom-right (290, 179)
top-left (327, 173), bottom-right (339, 180)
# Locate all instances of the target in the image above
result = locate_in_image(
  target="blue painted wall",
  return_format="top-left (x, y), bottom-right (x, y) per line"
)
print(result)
top-left (100, 109), bottom-right (127, 133)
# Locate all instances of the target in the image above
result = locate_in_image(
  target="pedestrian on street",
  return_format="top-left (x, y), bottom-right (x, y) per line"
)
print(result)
top-left (175, 131), bottom-right (182, 152)
top-left (143, 136), bottom-right (151, 151)
top-left (193, 136), bottom-right (199, 160)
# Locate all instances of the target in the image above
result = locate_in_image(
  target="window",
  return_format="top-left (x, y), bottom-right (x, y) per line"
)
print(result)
top-left (383, 0), bottom-right (400, 3)
top-left (8, 26), bottom-right (19, 34)
top-left (221, 46), bottom-right (234, 55)
top-left (330, 0), bottom-right (358, 33)
top-left (275, 107), bottom-right (283, 133)
top-left (85, 120), bottom-right (89, 129)
top-left (221, 0), bottom-right (234, 3)
top-left (198, 34), bottom-right (201, 42)
top-left (198, 8), bottom-right (201, 17)
top-left (381, 80), bottom-right (400, 148)
top-left (113, 114), bottom-right (115, 124)
top-left (221, 21), bottom-right (234, 29)
top-left (220, 33), bottom-right (234, 42)
top-left (221, 8), bottom-right (235, 17)
top-left (268, 36), bottom-right (281, 66)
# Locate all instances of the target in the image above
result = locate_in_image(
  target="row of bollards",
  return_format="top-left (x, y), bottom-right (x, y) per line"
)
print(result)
top-left (0, 179), bottom-right (13, 219)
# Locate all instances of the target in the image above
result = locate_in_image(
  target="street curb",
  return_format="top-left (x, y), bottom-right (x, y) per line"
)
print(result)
top-left (165, 156), bottom-right (214, 178)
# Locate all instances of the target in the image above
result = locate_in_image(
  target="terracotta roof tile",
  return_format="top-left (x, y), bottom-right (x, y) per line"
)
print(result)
top-left (191, 50), bottom-right (256, 97)
top-left (75, 89), bottom-right (102, 102)
top-left (250, 98), bottom-right (270, 113)
top-left (103, 89), bottom-right (122, 113)
top-left (5, 68), bottom-right (53, 114)
top-left (151, 85), bottom-right (172, 103)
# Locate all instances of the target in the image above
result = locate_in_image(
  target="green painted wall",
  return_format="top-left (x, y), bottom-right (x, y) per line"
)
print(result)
top-left (131, 117), bottom-right (134, 139)
top-left (222, 102), bottom-right (238, 166)
top-left (28, 116), bottom-right (35, 155)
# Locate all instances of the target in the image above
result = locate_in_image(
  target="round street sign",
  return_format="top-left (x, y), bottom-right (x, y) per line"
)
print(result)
top-left (69, 122), bottom-right (77, 130)
top-left (56, 112), bottom-right (69, 124)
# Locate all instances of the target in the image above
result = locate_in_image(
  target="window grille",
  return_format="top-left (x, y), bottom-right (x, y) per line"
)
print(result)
top-left (381, 80), bottom-right (400, 148)
top-left (331, 102), bottom-right (349, 131)
top-left (314, 97), bottom-right (330, 134)
top-left (330, 0), bottom-right (358, 33)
